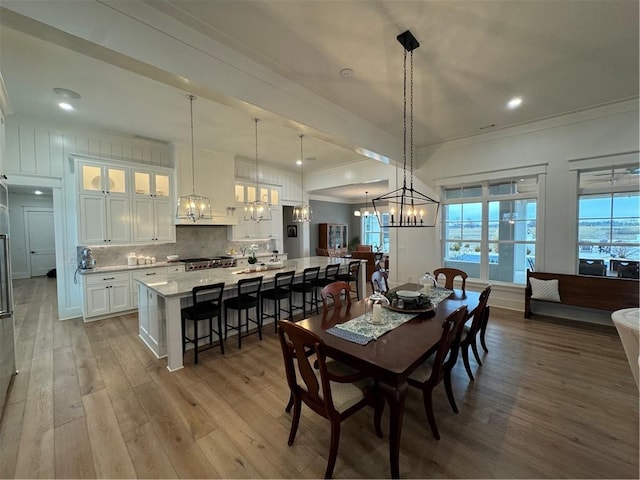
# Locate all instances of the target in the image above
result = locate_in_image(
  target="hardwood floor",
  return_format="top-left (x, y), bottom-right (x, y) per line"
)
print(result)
top-left (1, 277), bottom-right (638, 478)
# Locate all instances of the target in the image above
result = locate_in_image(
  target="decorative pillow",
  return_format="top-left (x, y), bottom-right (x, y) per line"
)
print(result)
top-left (529, 277), bottom-right (561, 302)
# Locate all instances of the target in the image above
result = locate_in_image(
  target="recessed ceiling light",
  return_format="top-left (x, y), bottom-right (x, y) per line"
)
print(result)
top-left (58, 102), bottom-right (74, 111)
top-left (34, 190), bottom-right (43, 195)
top-left (340, 68), bottom-right (353, 78)
top-left (507, 97), bottom-right (523, 109)
top-left (296, 160), bottom-right (302, 165)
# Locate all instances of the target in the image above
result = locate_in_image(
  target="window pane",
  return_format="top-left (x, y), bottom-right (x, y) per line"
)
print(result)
top-left (444, 188), bottom-right (462, 200)
top-left (579, 195), bottom-right (611, 218)
top-left (613, 192), bottom-right (640, 218)
top-left (578, 220), bottom-right (611, 243)
top-left (462, 186), bottom-right (482, 198)
top-left (444, 222), bottom-right (462, 240)
top-left (445, 204), bottom-right (462, 220)
top-left (444, 242), bottom-right (480, 262)
top-left (489, 181), bottom-right (516, 195)
top-left (488, 242), bottom-right (535, 284)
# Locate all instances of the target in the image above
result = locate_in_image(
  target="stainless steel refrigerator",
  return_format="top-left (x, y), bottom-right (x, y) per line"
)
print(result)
top-left (0, 180), bottom-right (15, 416)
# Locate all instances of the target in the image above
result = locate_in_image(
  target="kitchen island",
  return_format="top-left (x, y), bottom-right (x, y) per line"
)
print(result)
top-left (136, 256), bottom-right (366, 371)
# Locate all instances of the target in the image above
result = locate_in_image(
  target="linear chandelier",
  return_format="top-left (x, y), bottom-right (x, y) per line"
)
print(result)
top-left (372, 30), bottom-right (439, 227)
top-left (176, 94), bottom-right (212, 222)
top-left (292, 134), bottom-right (312, 223)
top-left (244, 118), bottom-right (272, 222)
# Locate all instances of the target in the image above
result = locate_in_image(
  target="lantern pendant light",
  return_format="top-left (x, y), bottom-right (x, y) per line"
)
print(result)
top-left (372, 30), bottom-right (439, 227)
top-left (292, 134), bottom-right (312, 223)
top-left (176, 94), bottom-right (212, 222)
top-left (244, 118), bottom-right (272, 222)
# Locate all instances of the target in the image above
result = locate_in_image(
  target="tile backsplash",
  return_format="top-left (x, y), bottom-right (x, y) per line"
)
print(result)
top-left (77, 226), bottom-right (277, 267)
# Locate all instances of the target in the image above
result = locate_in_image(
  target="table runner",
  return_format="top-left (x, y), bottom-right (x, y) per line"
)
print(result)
top-left (325, 287), bottom-right (454, 345)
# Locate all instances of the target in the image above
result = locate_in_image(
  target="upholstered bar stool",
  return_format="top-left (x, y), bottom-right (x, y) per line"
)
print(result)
top-left (224, 276), bottom-right (263, 348)
top-left (291, 266), bottom-right (320, 318)
top-left (181, 282), bottom-right (225, 364)
top-left (261, 270), bottom-right (295, 333)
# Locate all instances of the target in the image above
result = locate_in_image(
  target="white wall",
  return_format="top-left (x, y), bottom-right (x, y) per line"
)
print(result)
top-left (410, 100), bottom-right (639, 316)
top-left (8, 192), bottom-right (53, 278)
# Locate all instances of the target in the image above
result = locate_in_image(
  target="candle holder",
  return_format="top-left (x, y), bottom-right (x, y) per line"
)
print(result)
top-left (366, 291), bottom-right (390, 324)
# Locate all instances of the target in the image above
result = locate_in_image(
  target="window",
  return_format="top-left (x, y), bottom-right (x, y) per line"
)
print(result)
top-left (442, 178), bottom-right (538, 284)
top-left (361, 212), bottom-right (390, 252)
top-left (578, 166), bottom-right (639, 276)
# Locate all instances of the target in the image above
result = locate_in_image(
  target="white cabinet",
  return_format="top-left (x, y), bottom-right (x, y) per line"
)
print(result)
top-left (77, 159), bottom-right (175, 245)
top-left (131, 266), bottom-right (181, 307)
top-left (133, 197), bottom-right (175, 243)
top-left (132, 167), bottom-right (175, 243)
top-left (228, 182), bottom-right (282, 241)
top-left (79, 163), bottom-right (128, 195)
top-left (79, 194), bottom-right (131, 244)
top-left (82, 272), bottom-right (131, 320)
top-left (137, 283), bottom-right (166, 358)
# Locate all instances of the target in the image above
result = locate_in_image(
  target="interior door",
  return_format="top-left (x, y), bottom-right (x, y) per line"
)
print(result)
top-left (26, 209), bottom-right (55, 277)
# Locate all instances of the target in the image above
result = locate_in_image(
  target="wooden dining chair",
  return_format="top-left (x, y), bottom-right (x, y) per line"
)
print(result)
top-left (459, 285), bottom-right (492, 381)
top-left (277, 320), bottom-right (381, 479)
top-left (407, 305), bottom-right (468, 440)
top-left (320, 281), bottom-right (352, 313)
top-left (433, 267), bottom-right (468, 291)
top-left (371, 269), bottom-right (389, 293)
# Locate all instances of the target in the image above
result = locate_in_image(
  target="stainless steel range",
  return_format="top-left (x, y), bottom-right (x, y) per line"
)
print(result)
top-left (182, 256), bottom-right (237, 271)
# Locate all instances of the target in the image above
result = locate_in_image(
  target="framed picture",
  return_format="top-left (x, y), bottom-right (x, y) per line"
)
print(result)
top-left (287, 225), bottom-right (298, 238)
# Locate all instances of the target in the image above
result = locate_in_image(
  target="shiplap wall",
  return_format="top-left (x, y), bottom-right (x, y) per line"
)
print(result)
top-left (5, 118), bottom-right (171, 177)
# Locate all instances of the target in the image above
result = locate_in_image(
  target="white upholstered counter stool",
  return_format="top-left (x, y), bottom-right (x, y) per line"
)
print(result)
top-left (612, 308), bottom-right (639, 387)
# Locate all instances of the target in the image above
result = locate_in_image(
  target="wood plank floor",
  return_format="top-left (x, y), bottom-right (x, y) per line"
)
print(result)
top-left (1, 277), bottom-right (638, 478)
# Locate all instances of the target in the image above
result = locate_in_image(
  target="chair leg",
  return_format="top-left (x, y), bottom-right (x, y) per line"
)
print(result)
top-left (480, 327), bottom-right (489, 353)
top-left (288, 395), bottom-right (302, 446)
top-left (181, 317), bottom-right (186, 355)
top-left (480, 307), bottom-right (490, 353)
top-left (193, 319), bottom-right (199, 364)
top-left (325, 420), bottom-right (341, 479)
top-left (443, 367), bottom-right (458, 414)
top-left (238, 310), bottom-right (242, 349)
top-left (224, 307), bottom-right (229, 340)
top-left (285, 392), bottom-right (294, 413)
top-left (257, 306), bottom-right (263, 340)
top-left (208, 316), bottom-right (213, 346)
top-left (461, 343), bottom-right (475, 381)
top-left (471, 339), bottom-right (482, 366)
top-left (217, 315), bottom-right (225, 355)
top-left (423, 388), bottom-right (440, 440)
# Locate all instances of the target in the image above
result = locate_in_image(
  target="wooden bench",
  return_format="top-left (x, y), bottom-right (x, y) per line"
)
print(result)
top-left (525, 270), bottom-right (639, 318)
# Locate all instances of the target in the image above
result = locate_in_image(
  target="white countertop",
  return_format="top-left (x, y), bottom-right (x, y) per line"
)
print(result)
top-left (79, 261), bottom-right (179, 274)
top-left (135, 256), bottom-right (362, 298)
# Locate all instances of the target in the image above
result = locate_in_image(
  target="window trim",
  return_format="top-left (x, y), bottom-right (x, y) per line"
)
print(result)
top-left (440, 175), bottom-right (541, 284)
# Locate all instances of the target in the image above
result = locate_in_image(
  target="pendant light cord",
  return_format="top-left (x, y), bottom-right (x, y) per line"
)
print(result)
top-left (402, 50), bottom-right (408, 190)
top-left (299, 134), bottom-right (305, 202)
top-left (254, 118), bottom-right (260, 193)
top-left (188, 94), bottom-right (196, 195)
top-left (410, 49), bottom-right (414, 193)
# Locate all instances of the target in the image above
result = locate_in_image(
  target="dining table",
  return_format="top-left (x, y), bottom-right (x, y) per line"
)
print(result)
top-left (296, 283), bottom-right (480, 478)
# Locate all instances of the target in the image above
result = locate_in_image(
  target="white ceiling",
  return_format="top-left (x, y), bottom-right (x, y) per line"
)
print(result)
top-left (0, 1), bottom-right (638, 199)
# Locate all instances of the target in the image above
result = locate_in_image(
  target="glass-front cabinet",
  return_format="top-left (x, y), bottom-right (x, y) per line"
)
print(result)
top-left (133, 170), bottom-right (171, 198)
top-left (319, 223), bottom-right (348, 254)
top-left (76, 158), bottom-right (175, 245)
top-left (79, 163), bottom-right (128, 195)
